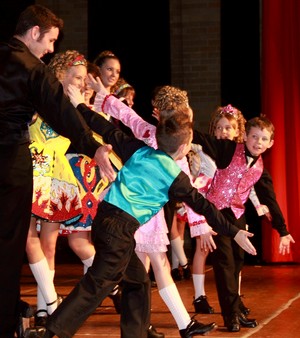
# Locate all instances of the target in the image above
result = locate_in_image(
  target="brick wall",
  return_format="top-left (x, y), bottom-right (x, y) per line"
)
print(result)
top-left (170, 0), bottom-right (221, 131)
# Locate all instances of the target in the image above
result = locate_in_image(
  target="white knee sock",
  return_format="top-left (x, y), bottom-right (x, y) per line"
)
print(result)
top-left (192, 274), bottom-right (205, 298)
top-left (159, 283), bottom-right (190, 330)
top-left (29, 258), bottom-right (57, 312)
top-left (171, 237), bottom-right (188, 268)
top-left (36, 269), bottom-right (54, 315)
top-left (82, 255), bottom-right (94, 274)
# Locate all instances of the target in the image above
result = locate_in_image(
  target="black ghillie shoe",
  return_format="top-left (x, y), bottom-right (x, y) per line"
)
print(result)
top-left (193, 295), bottom-right (214, 314)
top-left (179, 318), bottom-right (217, 337)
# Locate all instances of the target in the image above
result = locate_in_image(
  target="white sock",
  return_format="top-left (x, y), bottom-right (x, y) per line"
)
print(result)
top-left (238, 273), bottom-right (242, 295)
top-left (37, 286), bottom-right (47, 315)
top-left (159, 283), bottom-right (190, 330)
top-left (82, 255), bottom-right (94, 274)
top-left (192, 274), bottom-right (205, 298)
top-left (171, 237), bottom-right (188, 268)
top-left (29, 258), bottom-right (57, 306)
top-left (36, 269), bottom-right (54, 315)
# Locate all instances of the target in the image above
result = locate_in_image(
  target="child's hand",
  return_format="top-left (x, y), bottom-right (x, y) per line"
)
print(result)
top-left (199, 229), bottom-right (217, 252)
top-left (234, 230), bottom-right (257, 255)
top-left (151, 108), bottom-right (160, 121)
top-left (87, 73), bottom-right (109, 96)
top-left (279, 234), bottom-right (295, 255)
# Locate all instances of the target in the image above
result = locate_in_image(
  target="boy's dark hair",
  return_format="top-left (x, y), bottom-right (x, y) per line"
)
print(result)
top-left (245, 116), bottom-right (275, 140)
top-left (14, 4), bottom-right (63, 40)
top-left (156, 108), bottom-right (193, 154)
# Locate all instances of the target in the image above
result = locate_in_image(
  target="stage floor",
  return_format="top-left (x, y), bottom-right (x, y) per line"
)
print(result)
top-left (20, 262), bottom-right (300, 338)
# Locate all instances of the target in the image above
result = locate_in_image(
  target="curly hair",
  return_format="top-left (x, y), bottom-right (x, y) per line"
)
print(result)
top-left (208, 104), bottom-right (246, 143)
top-left (152, 86), bottom-right (189, 112)
top-left (48, 50), bottom-right (87, 80)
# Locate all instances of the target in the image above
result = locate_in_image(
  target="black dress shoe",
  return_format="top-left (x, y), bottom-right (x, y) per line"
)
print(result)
top-left (179, 319), bottom-right (217, 337)
top-left (147, 324), bottom-right (164, 338)
top-left (223, 313), bottom-right (240, 332)
top-left (238, 312), bottom-right (258, 328)
top-left (193, 295), bottom-right (214, 314)
top-left (239, 296), bottom-right (251, 315)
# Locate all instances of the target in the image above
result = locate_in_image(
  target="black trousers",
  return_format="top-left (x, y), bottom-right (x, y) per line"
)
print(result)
top-left (47, 201), bottom-right (151, 338)
top-left (0, 143), bottom-right (32, 337)
top-left (210, 209), bottom-right (246, 317)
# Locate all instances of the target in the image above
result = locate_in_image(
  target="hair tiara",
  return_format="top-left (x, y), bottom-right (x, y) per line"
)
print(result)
top-left (219, 104), bottom-right (238, 119)
top-left (114, 83), bottom-right (132, 96)
top-left (68, 55), bottom-right (86, 67)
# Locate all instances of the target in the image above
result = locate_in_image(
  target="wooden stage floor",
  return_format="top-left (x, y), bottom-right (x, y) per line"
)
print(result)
top-left (20, 262), bottom-right (300, 338)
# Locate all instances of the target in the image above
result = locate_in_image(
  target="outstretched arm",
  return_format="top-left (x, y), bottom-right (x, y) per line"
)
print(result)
top-left (89, 74), bottom-right (158, 149)
top-left (68, 84), bottom-right (145, 165)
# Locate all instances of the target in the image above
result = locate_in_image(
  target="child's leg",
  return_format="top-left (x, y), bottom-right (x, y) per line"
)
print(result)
top-left (192, 237), bottom-right (214, 313)
top-left (149, 252), bottom-right (191, 330)
top-left (26, 219), bottom-right (60, 319)
top-left (170, 215), bottom-right (190, 280)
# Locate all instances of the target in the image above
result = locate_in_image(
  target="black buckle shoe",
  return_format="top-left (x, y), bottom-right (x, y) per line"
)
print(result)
top-left (179, 319), bottom-right (217, 337)
top-left (34, 310), bottom-right (47, 327)
top-left (223, 313), bottom-right (240, 332)
top-left (147, 324), bottom-right (164, 338)
top-left (181, 264), bottom-right (191, 280)
top-left (193, 295), bottom-right (214, 314)
top-left (239, 295), bottom-right (251, 315)
top-left (238, 313), bottom-right (258, 328)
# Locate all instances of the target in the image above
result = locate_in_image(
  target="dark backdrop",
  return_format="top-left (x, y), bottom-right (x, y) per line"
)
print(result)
top-left (88, 0), bottom-right (171, 124)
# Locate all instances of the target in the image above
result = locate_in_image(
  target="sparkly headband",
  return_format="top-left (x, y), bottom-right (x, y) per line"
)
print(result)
top-left (220, 104), bottom-right (238, 119)
top-left (68, 55), bottom-right (86, 67)
top-left (114, 83), bottom-right (132, 96)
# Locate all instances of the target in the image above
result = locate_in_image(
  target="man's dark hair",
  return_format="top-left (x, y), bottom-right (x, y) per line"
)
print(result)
top-left (14, 4), bottom-right (63, 39)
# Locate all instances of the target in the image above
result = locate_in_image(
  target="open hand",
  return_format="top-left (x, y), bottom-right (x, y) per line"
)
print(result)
top-left (234, 230), bottom-right (257, 255)
top-left (279, 234), bottom-right (295, 255)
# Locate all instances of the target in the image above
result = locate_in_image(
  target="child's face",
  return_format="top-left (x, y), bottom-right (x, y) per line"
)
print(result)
top-left (124, 91), bottom-right (135, 108)
top-left (61, 65), bottom-right (87, 96)
top-left (244, 126), bottom-right (274, 156)
top-left (99, 59), bottom-right (121, 90)
top-left (215, 117), bottom-right (239, 140)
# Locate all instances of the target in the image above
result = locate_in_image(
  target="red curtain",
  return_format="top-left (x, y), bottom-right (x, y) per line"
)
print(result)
top-left (261, 0), bottom-right (300, 262)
